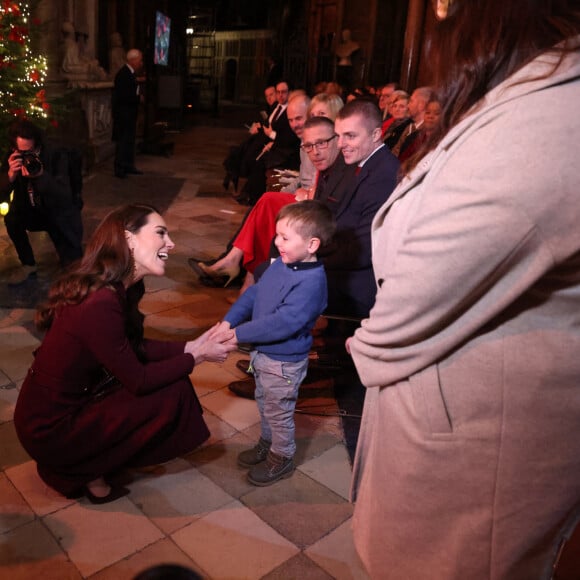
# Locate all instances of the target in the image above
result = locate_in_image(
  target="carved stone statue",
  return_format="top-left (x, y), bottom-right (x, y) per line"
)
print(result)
top-left (109, 32), bottom-right (126, 79)
top-left (334, 29), bottom-right (360, 91)
top-left (61, 20), bottom-right (107, 83)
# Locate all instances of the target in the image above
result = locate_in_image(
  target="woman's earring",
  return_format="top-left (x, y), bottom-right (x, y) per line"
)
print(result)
top-left (433, 0), bottom-right (451, 20)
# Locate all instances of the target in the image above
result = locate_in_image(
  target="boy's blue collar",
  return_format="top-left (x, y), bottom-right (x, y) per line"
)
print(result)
top-left (285, 260), bottom-right (323, 271)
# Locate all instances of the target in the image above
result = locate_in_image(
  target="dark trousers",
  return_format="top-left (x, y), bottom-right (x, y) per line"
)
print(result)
top-left (114, 121), bottom-right (137, 175)
top-left (5, 206), bottom-right (83, 266)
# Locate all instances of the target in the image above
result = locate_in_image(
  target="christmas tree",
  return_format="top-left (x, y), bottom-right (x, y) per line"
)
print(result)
top-left (0, 0), bottom-right (54, 158)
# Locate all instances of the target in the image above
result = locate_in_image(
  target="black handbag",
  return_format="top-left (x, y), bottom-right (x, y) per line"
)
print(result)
top-left (87, 367), bottom-right (122, 401)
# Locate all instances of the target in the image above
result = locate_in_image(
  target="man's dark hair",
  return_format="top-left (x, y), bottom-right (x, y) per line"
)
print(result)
top-left (277, 200), bottom-right (336, 247)
top-left (8, 119), bottom-right (44, 150)
top-left (336, 99), bottom-right (382, 131)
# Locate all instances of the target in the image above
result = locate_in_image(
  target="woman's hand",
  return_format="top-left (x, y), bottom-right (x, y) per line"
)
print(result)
top-left (185, 322), bottom-right (236, 365)
top-left (294, 187), bottom-right (314, 201)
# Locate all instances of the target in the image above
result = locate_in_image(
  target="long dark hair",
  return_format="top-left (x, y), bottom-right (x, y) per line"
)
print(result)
top-left (36, 204), bottom-right (160, 355)
top-left (416, 0), bottom-right (580, 168)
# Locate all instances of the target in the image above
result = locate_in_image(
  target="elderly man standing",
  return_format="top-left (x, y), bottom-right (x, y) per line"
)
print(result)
top-left (112, 49), bottom-right (144, 179)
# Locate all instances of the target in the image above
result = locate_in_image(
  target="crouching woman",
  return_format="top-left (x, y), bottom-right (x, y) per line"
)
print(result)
top-left (14, 204), bottom-right (235, 503)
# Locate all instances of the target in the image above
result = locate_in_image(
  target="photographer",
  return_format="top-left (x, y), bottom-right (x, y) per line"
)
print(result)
top-left (0, 120), bottom-right (83, 284)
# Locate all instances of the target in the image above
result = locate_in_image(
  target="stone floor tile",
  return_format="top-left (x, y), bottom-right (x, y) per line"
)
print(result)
top-left (192, 360), bottom-right (241, 397)
top-left (0, 421), bottom-right (30, 470)
top-left (4, 461), bottom-right (76, 517)
top-left (190, 353), bottom-right (243, 397)
top-left (0, 472), bottom-right (35, 534)
top-left (262, 552), bottom-right (335, 579)
top-left (201, 408), bottom-right (239, 445)
top-left (294, 413), bottom-right (345, 466)
top-left (0, 380), bottom-right (18, 424)
top-left (144, 306), bottom-right (204, 338)
top-left (298, 443), bottom-right (352, 500)
top-left (90, 538), bottom-right (201, 580)
top-left (187, 432), bottom-right (260, 499)
top-left (305, 519), bottom-right (370, 580)
top-left (0, 520), bottom-right (82, 579)
top-left (140, 286), bottom-right (207, 315)
top-left (201, 387), bottom-right (260, 431)
top-left (0, 326), bottom-right (39, 383)
top-left (171, 499), bottom-right (299, 579)
top-left (242, 470), bottom-right (353, 549)
top-left (43, 497), bottom-right (164, 577)
top-left (129, 458), bottom-right (233, 534)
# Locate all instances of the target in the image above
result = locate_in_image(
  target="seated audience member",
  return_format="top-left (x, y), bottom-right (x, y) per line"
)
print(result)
top-left (398, 94), bottom-right (442, 164)
top-left (0, 120), bottom-right (84, 285)
top-left (308, 92), bottom-right (344, 119)
top-left (222, 85), bottom-right (277, 192)
top-left (382, 90), bottom-right (411, 144)
top-left (189, 96), bottom-right (344, 291)
top-left (14, 204), bottom-right (235, 503)
top-left (378, 82), bottom-right (398, 122)
top-left (325, 81), bottom-right (343, 96)
top-left (391, 86), bottom-right (433, 157)
top-left (236, 81), bottom-right (302, 205)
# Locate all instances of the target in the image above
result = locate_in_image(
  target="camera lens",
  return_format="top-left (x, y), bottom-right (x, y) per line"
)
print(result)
top-left (22, 153), bottom-right (43, 177)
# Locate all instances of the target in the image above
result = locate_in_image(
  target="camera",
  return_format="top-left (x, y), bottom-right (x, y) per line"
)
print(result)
top-left (15, 150), bottom-right (43, 177)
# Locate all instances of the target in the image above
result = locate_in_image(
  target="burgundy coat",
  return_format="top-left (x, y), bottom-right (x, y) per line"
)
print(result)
top-left (14, 285), bottom-right (209, 495)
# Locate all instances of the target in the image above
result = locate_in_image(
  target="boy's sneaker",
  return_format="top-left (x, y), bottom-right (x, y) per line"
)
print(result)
top-left (247, 450), bottom-right (295, 486)
top-left (237, 437), bottom-right (271, 468)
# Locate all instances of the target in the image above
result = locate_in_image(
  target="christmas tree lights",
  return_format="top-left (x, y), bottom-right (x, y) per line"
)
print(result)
top-left (0, 0), bottom-right (54, 155)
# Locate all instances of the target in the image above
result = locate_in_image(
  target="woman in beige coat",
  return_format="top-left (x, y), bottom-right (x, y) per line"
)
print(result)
top-left (348, 1), bottom-right (580, 578)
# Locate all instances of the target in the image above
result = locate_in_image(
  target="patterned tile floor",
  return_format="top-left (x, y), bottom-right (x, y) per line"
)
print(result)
top-left (0, 116), bottom-right (369, 579)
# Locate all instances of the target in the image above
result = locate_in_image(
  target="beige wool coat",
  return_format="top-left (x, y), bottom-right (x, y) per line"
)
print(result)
top-left (349, 45), bottom-right (580, 579)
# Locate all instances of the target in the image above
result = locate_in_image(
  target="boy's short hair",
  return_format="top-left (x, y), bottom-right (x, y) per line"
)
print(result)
top-left (277, 200), bottom-right (336, 247)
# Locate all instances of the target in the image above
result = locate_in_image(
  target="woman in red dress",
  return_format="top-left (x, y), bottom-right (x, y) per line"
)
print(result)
top-left (14, 204), bottom-right (234, 503)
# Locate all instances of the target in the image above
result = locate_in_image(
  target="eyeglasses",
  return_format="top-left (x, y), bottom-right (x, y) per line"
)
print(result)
top-left (301, 135), bottom-right (337, 153)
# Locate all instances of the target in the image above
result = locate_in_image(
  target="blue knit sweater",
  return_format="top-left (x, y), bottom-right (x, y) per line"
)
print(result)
top-left (224, 258), bottom-right (327, 362)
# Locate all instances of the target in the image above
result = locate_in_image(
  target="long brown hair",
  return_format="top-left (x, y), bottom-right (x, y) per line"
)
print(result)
top-left (414, 0), bottom-right (580, 170)
top-left (36, 204), bottom-right (159, 344)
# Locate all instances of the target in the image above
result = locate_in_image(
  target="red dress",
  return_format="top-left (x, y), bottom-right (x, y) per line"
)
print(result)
top-left (14, 285), bottom-right (209, 495)
top-left (233, 190), bottom-right (296, 272)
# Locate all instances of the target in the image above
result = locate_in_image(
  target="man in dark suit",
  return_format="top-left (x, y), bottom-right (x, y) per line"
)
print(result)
top-left (237, 81), bottom-right (301, 204)
top-left (325, 98), bottom-right (400, 317)
top-left (112, 49), bottom-right (143, 179)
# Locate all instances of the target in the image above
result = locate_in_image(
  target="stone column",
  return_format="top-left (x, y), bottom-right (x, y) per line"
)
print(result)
top-left (400, 0), bottom-right (427, 91)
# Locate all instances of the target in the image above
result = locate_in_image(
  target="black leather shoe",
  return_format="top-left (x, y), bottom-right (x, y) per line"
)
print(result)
top-left (126, 167), bottom-right (143, 175)
top-left (115, 172), bottom-right (127, 179)
top-left (228, 377), bottom-right (256, 399)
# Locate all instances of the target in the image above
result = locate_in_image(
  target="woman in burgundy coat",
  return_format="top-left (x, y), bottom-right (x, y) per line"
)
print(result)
top-left (14, 204), bottom-right (234, 503)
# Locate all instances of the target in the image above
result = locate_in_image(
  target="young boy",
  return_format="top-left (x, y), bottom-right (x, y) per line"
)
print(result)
top-left (219, 200), bottom-right (335, 486)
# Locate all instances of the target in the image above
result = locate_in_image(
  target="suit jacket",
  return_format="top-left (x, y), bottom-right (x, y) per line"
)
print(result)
top-left (112, 64), bottom-right (139, 139)
top-left (318, 147), bottom-right (399, 317)
top-left (263, 109), bottom-right (301, 170)
top-left (349, 46), bottom-right (580, 578)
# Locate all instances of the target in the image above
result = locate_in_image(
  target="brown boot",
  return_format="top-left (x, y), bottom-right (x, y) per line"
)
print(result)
top-left (247, 450), bottom-right (295, 486)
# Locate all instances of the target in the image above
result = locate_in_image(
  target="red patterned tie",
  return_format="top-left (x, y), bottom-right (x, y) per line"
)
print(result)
top-left (355, 165), bottom-right (361, 175)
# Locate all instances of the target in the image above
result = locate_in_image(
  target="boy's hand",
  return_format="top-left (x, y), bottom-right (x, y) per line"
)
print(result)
top-left (207, 320), bottom-right (231, 339)
top-left (345, 336), bottom-right (353, 355)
